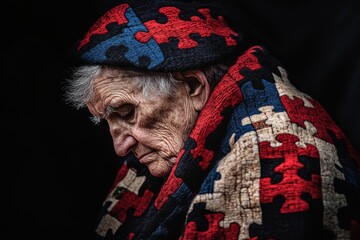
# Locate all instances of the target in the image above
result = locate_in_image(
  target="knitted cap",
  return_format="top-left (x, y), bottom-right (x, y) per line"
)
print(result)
top-left (70, 0), bottom-right (243, 72)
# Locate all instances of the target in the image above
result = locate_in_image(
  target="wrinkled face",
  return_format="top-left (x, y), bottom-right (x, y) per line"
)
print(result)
top-left (87, 71), bottom-right (199, 177)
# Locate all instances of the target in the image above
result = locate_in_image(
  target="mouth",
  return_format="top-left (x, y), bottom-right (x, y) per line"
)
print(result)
top-left (136, 151), bottom-right (178, 168)
top-left (137, 152), bottom-right (155, 164)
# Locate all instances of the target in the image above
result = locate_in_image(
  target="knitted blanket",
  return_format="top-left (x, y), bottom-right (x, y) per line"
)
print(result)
top-left (95, 46), bottom-right (360, 240)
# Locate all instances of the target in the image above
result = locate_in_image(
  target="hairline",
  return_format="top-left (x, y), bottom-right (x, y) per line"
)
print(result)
top-left (64, 64), bottom-right (227, 111)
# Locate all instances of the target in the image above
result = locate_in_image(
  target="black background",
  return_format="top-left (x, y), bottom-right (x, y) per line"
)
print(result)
top-left (2, 0), bottom-right (360, 239)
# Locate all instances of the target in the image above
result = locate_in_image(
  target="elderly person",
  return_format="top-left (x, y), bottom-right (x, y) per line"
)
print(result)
top-left (65, 0), bottom-right (360, 239)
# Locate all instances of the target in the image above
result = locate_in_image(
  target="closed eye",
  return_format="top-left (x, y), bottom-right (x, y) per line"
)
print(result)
top-left (107, 103), bottom-right (135, 121)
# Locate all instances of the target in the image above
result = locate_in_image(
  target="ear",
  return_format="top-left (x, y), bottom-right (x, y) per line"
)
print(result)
top-left (175, 70), bottom-right (210, 111)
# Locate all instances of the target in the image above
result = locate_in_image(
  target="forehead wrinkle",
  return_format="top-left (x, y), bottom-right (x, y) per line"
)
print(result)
top-left (91, 75), bottom-right (139, 110)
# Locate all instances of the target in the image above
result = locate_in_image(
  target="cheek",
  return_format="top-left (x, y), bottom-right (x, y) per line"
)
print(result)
top-left (161, 105), bottom-right (197, 146)
top-left (138, 100), bottom-right (195, 149)
top-left (139, 96), bottom-right (188, 130)
top-left (138, 106), bottom-right (175, 130)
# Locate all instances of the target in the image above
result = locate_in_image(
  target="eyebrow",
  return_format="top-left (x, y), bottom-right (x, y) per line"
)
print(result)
top-left (88, 106), bottom-right (115, 125)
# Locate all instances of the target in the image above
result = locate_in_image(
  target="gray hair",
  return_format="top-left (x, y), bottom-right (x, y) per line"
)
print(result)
top-left (64, 66), bottom-right (183, 110)
top-left (64, 64), bottom-right (227, 110)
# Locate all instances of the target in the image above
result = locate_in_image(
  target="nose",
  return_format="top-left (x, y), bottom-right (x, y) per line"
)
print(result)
top-left (108, 121), bottom-right (137, 156)
top-left (114, 134), bottom-right (137, 156)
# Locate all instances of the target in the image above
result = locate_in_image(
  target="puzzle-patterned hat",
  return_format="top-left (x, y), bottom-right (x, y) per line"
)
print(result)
top-left (70, 0), bottom-right (243, 72)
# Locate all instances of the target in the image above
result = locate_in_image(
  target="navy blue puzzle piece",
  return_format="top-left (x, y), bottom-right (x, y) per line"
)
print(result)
top-left (81, 7), bottom-right (164, 69)
top-left (221, 78), bottom-right (285, 154)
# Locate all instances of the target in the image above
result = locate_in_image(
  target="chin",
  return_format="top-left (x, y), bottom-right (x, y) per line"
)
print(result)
top-left (147, 160), bottom-right (174, 177)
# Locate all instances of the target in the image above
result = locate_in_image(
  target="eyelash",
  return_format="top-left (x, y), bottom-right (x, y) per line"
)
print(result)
top-left (89, 104), bottom-right (136, 125)
top-left (119, 107), bottom-right (134, 120)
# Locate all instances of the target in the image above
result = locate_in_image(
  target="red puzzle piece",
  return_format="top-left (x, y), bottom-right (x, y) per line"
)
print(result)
top-left (281, 95), bottom-right (360, 164)
top-left (110, 189), bottom-right (154, 223)
top-left (135, 7), bottom-right (238, 49)
top-left (281, 96), bottom-right (345, 144)
top-left (181, 212), bottom-right (240, 240)
top-left (259, 134), bottom-right (321, 213)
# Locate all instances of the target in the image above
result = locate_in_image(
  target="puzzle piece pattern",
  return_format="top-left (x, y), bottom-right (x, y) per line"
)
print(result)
top-left (77, 4), bottom-right (129, 50)
top-left (228, 75), bottom-right (318, 151)
top-left (154, 47), bottom-right (262, 210)
top-left (242, 68), bottom-right (351, 238)
top-left (185, 131), bottom-right (262, 239)
top-left (135, 7), bottom-right (238, 49)
top-left (330, 132), bottom-right (360, 238)
top-left (273, 67), bottom-right (314, 108)
top-left (190, 47), bottom-right (261, 170)
top-left (93, 45), bottom-right (359, 238)
top-left (309, 132), bottom-right (351, 238)
top-left (220, 64), bottom-right (288, 155)
top-left (95, 166), bottom-right (153, 237)
top-left (274, 67), bottom-right (343, 146)
top-left (182, 210), bottom-right (240, 239)
top-left (80, 6), bottom-right (164, 69)
top-left (259, 133), bottom-right (321, 213)
top-left (182, 202), bottom-right (240, 239)
top-left (277, 69), bottom-right (360, 163)
top-left (182, 59), bottom-right (355, 238)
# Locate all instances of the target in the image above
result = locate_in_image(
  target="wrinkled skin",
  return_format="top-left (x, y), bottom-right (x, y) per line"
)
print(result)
top-left (87, 70), bottom-right (207, 177)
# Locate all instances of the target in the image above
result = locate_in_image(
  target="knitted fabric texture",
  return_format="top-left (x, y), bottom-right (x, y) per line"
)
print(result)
top-left (94, 46), bottom-right (360, 240)
top-left (70, 0), bottom-right (243, 71)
